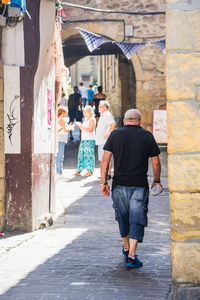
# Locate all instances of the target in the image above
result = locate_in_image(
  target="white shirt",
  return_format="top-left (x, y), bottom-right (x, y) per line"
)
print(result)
top-left (82, 117), bottom-right (96, 141)
top-left (79, 86), bottom-right (88, 98)
top-left (96, 110), bottom-right (116, 145)
top-left (57, 117), bottom-right (68, 143)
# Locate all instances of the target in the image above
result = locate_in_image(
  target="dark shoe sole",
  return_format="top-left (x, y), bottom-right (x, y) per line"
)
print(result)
top-left (125, 262), bottom-right (143, 268)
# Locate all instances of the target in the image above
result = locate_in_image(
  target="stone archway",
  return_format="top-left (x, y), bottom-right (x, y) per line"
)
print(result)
top-left (62, 23), bottom-right (166, 131)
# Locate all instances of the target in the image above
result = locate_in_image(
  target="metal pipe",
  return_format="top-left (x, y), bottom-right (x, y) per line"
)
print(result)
top-left (61, 1), bottom-right (165, 16)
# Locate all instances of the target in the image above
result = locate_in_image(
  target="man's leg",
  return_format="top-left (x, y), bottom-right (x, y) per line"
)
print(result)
top-left (122, 236), bottom-right (129, 249)
top-left (129, 238), bottom-right (138, 257)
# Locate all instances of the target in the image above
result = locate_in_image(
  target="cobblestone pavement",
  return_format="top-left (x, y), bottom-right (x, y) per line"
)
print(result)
top-left (0, 133), bottom-right (171, 300)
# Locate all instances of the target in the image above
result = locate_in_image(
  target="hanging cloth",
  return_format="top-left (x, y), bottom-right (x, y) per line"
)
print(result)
top-left (151, 39), bottom-right (166, 54)
top-left (113, 41), bottom-right (145, 60)
top-left (10, 0), bottom-right (26, 12)
top-left (76, 27), bottom-right (112, 52)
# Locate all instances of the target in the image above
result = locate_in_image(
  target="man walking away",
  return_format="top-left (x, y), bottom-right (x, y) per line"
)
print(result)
top-left (68, 86), bottom-right (82, 140)
top-left (79, 82), bottom-right (88, 108)
top-left (87, 85), bottom-right (94, 106)
top-left (96, 100), bottom-right (116, 179)
top-left (100, 109), bottom-right (163, 268)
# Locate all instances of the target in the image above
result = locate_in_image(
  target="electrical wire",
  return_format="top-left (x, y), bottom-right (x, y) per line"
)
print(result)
top-left (60, 1), bottom-right (165, 16)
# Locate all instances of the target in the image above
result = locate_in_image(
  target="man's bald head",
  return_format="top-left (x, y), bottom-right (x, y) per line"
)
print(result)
top-left (124, 109), bottom-right (141, 125)
top-left (124, 109), bottom-right (141, 120)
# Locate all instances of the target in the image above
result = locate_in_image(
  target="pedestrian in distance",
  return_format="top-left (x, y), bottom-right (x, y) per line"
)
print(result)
top-left (56, 106), bottom-right (75, 180)
top-left (93, 86), bottom-right (106, 123)
top-left (96, 100), bottom-right (116, 179)
top-left (75, 105), bottom-right (96, 176)
top-left (68, 86), bottom-right (82, 140)
top-left (60, 91), bottom-right (67, 107)
top-left (100, 109), bottom-right (163, 268)
top-left (78, 82), bottom-right (88, 108)
top-left (87, 84), bottom-right (94, 106)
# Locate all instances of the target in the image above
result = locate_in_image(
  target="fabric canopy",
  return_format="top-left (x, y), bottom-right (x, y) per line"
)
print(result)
top-left (76, 27), bottom-right (166, 60)
top-left (10, 0), bottom-right (26, 12)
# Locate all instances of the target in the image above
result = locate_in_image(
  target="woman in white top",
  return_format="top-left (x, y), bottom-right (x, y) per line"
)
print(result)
top-left (75, 105), bottom-right (96, 176)
top-left (56, 106), bottom-right (74, 178)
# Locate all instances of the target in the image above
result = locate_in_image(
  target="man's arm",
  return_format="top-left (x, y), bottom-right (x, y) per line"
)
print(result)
top-left (104, 122), bottom-right (116, 139)
top-left (151, 155), bottom-right (163, 189)
top-left (101, 150), bottom-right (112, 196)
top-left (79, 96), bottom-right (82, 110)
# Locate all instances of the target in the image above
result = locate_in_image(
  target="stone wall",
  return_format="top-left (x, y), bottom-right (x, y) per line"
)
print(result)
top-left (166, 0), bottom-right (200, 298)
top-left (63, 0), bottom-right (166, 129)
top-left (0, 40), bottom-right (5, 231)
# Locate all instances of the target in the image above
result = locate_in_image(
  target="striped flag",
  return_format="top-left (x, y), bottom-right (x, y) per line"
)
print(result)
top-left (112, 41), bottom-right (145, 60)
top-left (76, 27), bottom-right (112, 52)
top-left (151, 39), bottom-right (166, 54)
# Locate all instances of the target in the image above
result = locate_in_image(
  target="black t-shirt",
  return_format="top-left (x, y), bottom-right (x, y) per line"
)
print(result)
top-left (68, 93), bottom-right (81, 110)
top-left (104, 125), bottom-right (160, 189)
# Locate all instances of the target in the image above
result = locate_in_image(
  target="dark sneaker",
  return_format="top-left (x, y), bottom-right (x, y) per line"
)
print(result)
top-left (122, 247), bottom-right (129, 262)
top-left (126, 255), bottom-right (143, 268)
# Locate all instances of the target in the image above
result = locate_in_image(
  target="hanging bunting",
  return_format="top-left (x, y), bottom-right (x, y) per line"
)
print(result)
top-left (76, 27), bottom-right (112, 52)
top-left (76, 27), bottom-right (166, 59)
top-left (151, 39), bottom-right (166, 54)
top-left (113, 41), bottom-right (145, 60)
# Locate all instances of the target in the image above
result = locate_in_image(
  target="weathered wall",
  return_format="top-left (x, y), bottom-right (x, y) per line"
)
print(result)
top-left (63, 0), bottom-right (166, 129)
top-left (33, 0), bottom-right (56, 230)
top-left (98, 54), bottom-right (136, 126)
top-left (0, 29), bottom-right (5, 231)
top-left (2, 0), bottom-right (56, 231)
top-left (99, 54), bottom-right (121, 125)
top-left (166, 0), bottom-right (200, 298)
top-left (70, 56), bottom-right (98, 88)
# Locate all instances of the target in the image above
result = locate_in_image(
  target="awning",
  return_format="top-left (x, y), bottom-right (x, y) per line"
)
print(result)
top-left (10, 0), bottom-right (26, 12)
top-left (76, 27), bottom-right (166, 60)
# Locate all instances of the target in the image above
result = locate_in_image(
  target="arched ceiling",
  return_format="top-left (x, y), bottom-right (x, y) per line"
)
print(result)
top-left (63, 34), bottom-right (123, 67)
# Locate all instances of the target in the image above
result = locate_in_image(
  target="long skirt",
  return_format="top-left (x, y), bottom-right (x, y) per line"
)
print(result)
top-left (76, 140), bottom-right (95, 173)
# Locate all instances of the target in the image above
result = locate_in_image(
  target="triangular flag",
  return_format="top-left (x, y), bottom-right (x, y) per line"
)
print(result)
top-left (76, 27), bottom-right (112, 52)
top-left (113, 41), bottom-right (145, 60)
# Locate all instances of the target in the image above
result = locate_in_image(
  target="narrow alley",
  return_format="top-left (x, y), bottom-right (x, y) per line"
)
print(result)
top-left (0, 135), bottom-right (171, 300)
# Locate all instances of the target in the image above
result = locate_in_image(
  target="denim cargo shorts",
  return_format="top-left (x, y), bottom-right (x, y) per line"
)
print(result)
top-left (112, 185), bottom-right (149, 242)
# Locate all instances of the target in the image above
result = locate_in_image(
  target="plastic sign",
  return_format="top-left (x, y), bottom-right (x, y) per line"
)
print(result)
top-left (152, 110), bottom-right (167, 144)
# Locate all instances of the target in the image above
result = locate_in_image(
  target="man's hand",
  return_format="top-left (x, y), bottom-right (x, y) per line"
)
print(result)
top-left (101, 184), bottom-right (110, 196)
top-left (151, 181), bottom-right (163, 190)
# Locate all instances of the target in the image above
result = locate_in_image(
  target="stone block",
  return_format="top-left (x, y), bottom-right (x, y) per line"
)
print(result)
top-left (173, 285), bottom-right (200, 300)
top-left (168, 154), bottom-right (200, 192)
top-left (167, 101), bottom-right (200, 153)
top-left (170, 192), bottom-right (200, 241)
top-left (167, 53), bottom-right (200, 100)
top-left (0, 101), bottom-right (3, 128)
top-left (171, 241), bottom-right (200, 284)
top-left (0, 78), bottom-right (3, 100)
top-left (0, 200), bottom-right (4, 217)
top-left (167, 10), bottom-right (200, 51)
top-left (0, 178), bottom-right (5, 202)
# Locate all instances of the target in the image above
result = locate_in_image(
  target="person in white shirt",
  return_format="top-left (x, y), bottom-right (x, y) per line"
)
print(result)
top-left (75, 105), bottom-right (96, 176)
top-left (78, 82), bottom-right (88, 108)
top-left (96, 100), bottom-right (116, 179)
top-left (56, 106), bottom-right (75, 179)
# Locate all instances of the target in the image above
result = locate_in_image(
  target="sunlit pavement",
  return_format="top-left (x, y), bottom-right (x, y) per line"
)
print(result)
top-left (0, 131), bottom-right (171, 300)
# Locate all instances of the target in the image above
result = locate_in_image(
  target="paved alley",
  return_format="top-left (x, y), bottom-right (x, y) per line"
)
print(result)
top-left (0, 136), bottom-right (171, 300)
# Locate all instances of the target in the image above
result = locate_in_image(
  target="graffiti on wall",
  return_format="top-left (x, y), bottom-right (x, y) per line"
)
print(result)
top-left (4, 65), bottom-right (21, 154)
top-left (6, 96), bottom-right (20, 146)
